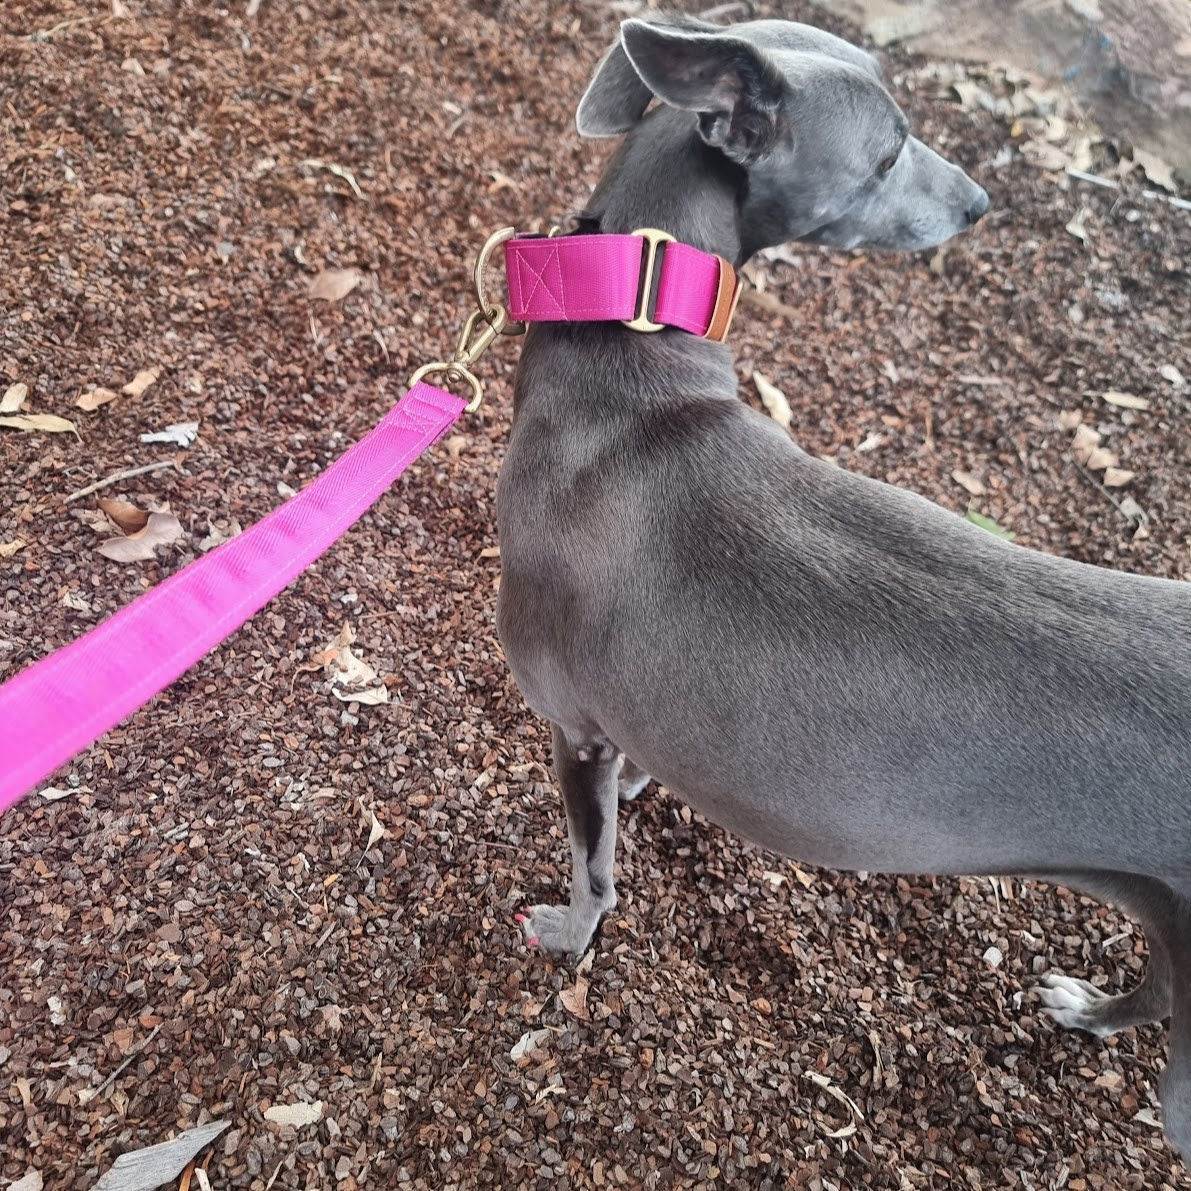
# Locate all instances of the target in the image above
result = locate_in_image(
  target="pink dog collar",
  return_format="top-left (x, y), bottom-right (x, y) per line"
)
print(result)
top-left (504, 228), bottom-right (741, 342)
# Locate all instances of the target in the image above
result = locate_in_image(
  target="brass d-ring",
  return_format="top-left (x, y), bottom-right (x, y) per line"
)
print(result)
top-left (473, 227), bottom-right (526, 336)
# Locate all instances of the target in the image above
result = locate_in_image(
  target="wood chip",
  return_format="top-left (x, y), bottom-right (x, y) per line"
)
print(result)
top-left (94, 1121), bottom-right (230, 1191)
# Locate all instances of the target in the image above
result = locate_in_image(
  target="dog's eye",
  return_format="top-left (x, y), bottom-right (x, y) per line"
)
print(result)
top-left (878, 151), bottom-right (899, 175)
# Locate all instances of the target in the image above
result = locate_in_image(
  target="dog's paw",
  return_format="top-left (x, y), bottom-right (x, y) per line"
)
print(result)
top-left (516, 904), bottom-right (595, 956)
top-left (1037, 973), bottom-right (1117, 1037)
top-left (617, 772), bottom-right (651, 803)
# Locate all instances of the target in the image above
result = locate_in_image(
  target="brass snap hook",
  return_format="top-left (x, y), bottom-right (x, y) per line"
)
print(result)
top-left (473, 227), bottom-right (526, 336)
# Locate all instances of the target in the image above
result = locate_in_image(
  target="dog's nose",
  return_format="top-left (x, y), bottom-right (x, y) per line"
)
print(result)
top-left (965, 187), bottom-right (990, 225)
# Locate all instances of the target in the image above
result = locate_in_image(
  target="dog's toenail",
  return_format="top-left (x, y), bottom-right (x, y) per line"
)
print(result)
top-left (514, 913), bottom-right (527, 924)
top-left (527, 936), bottom-right (540, 948)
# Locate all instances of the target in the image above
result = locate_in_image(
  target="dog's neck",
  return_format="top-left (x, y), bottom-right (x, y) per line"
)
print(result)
top-left (580, 106), bottom-right (745, 266)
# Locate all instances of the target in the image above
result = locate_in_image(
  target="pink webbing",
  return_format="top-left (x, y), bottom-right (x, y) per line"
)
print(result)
top-left (0, 381), bottom-right (466, 815)
top-left (653, 241), bottom-right (720, 336)
top-left (504, 234), bottom-right (723, 336)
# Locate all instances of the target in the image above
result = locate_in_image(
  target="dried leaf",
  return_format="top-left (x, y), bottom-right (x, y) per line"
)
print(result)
top-left (1021, 139), bottom-right (1069, 171)
top-left (791, 866), bottom-right (816, 889)
top-left (363, 804), bottom-right (385, 851)
top-left (41, 786), bottom-right (87, 801)
top-left (1064, 207), bottom-right (1090, 243)
top-left (302, 159), bottom-right (366, 200)
top-left (96, 511), bottom-right (184, 562)
top-left (1101, 390), bottom-right (1149, 411)
top-left (951, 470), bottom-right (986, 496)
top-left (140, 421), bottom-right (198, 447)
top-left (805, 1070), bottom-right (865, 1139)
top-left (1103, 467), bottom-right (1135, 487)
top-left (0, 414), bottom-right (76, 434)
top-left (559, 975), bottom-right (590, 1021)
top-left (965, 510), bottom-right (1015, 541)
top-left (97, 497), bottom-right (149, 535)
top-left (753, 371), bottom-right (792, 428)
top-left (309, 267), bottom-right (363, 302)
top-left (77, 387), bottom-right (120, 412)
top-left (198, 519), bottom-right (242, 552)
top-left (263, 1100), bottom-right (324, 1128)
top-left (1083, 446), bottom-right (1118, 471)
top-left (94, 1121), bottom-right (230, 1191)
top-left (122, 368), bottom-right (161, 398)
top-left (510, 1028), bottom-right (551, 1061)
top-left (0, 539), bottom-right (26, 559)
top-left (1, 383), bottom-right (28, 413)
top-left (1131, 148), bottom-right (1175, 192)
top-left (1070, 423), bottom-right (1101, 463)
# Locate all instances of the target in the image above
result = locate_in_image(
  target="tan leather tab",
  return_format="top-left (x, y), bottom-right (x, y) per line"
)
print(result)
top-left (704, 256), bottom-right (740, 343)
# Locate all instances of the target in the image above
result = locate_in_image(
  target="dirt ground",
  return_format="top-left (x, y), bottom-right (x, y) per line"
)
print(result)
top-left (1, 1), bottom-right (1189, 1188)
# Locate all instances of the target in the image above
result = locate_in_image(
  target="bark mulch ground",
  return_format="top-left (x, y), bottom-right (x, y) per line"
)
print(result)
top-left (1, 1), bottom-right (1188, 1188)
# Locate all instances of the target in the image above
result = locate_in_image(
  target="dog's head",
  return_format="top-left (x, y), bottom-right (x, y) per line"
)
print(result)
top-left (577, 16), bottom-right (989, 255)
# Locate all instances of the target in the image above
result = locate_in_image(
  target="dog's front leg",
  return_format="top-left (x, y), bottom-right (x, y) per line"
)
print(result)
top-left (519, 724), bottom-right (620, 956)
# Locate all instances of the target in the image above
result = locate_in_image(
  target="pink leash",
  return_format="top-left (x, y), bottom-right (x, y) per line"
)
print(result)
top-left (0, 227), bottom-right (737, 816)
top-left (0, 382), bottom-right (465, 815)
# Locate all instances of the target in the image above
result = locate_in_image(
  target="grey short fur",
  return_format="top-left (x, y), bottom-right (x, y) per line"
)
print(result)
top-left (494, 15), bottom-right (1191, 1157)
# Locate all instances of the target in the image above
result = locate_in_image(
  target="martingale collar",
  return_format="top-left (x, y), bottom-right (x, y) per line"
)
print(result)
top-left (503, 228), bottom-right (741, 343)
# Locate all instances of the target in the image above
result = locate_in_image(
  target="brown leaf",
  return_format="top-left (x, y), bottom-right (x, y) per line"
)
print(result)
top-left (308, 268), bottom-right (363, 302)
top-left (97, 497), bottom-right (149, 535)
top-left (1, 383), bottom-right (28, 413)
top-left (0, 414), bottom-right (76, 434)
top-left (951, 469), bottom-right (986, 496)
top-left (0, 539), bottom-right (26, 559)
top-left (122, 368), bottom-right (161, 398)
top-left (96, 511), bottom-right (184, 562)
top-left (559, 975), bottom-right (590, 1021)
top-left (77, 387), bottom-right (120, 412)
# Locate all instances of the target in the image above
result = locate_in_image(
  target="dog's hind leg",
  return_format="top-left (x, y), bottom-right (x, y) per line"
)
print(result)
top-left (1161, 903), bottom-right (1191, 1159)
top-left (617, 755), bottom-right (651, 803)
top-left (519, 723), bottom-right (620, 956)
top-left (1037, 872), bottom-right (1178, 1037)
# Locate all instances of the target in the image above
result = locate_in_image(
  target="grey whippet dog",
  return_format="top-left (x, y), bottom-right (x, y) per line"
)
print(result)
top-left (495, 14), bottom-right (1191, 1155)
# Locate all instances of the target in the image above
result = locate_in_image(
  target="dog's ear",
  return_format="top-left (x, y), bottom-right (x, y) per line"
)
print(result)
top-left (576, 41), bottom-right (654, 138)
top-left (618, 19), bottom-right (784, 162)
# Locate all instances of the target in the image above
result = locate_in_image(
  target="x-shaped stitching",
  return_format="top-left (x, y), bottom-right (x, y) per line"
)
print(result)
top-left (516, 243), bottom-right (564, 316)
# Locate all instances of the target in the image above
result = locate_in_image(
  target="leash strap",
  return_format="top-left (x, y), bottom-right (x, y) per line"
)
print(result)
top-left (0, 381), bottom-right (466, 816)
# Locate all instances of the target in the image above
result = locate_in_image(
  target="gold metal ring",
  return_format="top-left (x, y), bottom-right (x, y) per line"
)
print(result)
top-left (473, 227), bottom-right (526, 336)
top-left (408, 361), bottom-right (484, 413)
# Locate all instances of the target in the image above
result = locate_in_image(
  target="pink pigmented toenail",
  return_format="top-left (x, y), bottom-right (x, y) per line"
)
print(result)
top-left (514, 913), bottom-right (527, 924)
top-left (526, 936), bottom-right (540, 948)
